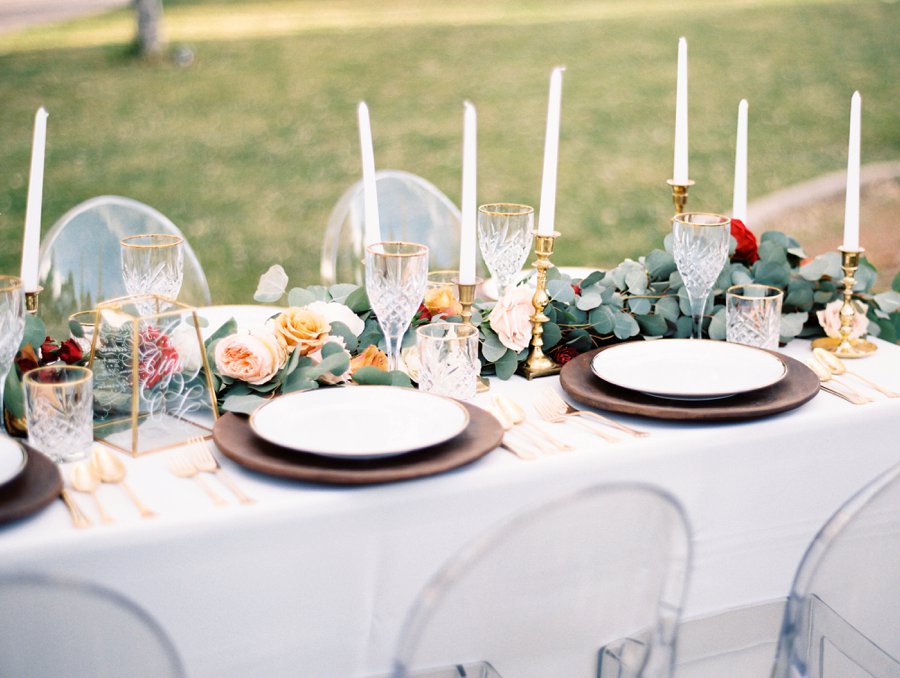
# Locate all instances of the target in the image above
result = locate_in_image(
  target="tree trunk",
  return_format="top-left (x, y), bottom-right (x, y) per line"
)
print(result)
top-left (135, 0), bottom-right (164, 57)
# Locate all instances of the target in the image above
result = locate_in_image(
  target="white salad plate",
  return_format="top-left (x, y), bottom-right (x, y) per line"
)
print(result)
top-left (0, 437), bottom-right (28, 489)
top-left (590, 339), bottom-right (788, 400)
top-left (249, 386), bottom-right (470, 458)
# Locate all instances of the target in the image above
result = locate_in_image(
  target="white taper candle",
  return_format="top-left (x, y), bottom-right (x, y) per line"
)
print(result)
top-left (357, 102), bottom-right (381, 247)
top-left (459, 101), bottom-right (477, 285)
top-left (732, 99), bottom-right (749, 222)
top-left (842, 91), bottom-right (861, 251)
top-left (21, 106), bottom-right (49, 292)
top-left (673, 37), bottom-right (689, 185)
top-left (537, 66), bottom-right (565, 236)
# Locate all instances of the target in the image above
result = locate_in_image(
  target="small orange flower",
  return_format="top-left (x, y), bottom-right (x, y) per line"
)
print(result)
top-left (423, 285), bottom-right (463, 318)
top-left (350, 344), bottom-right (388, 374)
top-left (272, 307), bottom-right (331, 356)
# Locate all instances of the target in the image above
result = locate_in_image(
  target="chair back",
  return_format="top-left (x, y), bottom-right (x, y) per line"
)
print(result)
top-left (772, 461), bottom-right (900, 678)
top-left (38, 195), bottom-right (211, 336)
top-left (321, 170), bottom-right (462, 286)
top-left (392, 483), bottom-right (692, 678)
top-left (0, 572), bottom-right (187, 678)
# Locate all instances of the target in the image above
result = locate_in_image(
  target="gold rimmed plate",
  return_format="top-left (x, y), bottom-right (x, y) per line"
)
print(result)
top-left (0, 437), bottom-right (28, 490)
top-left (249, 386), bottom-right (471, 459)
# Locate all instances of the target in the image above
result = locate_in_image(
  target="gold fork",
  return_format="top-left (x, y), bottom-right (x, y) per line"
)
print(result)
top-left (189, 437), bottom-right (255, 505)
top-left (533, 396), bottom-right (620, 443)
top-left (539, 389), bottom-right (649, 438)
top-left (168, 453), bottom-right (229, 506)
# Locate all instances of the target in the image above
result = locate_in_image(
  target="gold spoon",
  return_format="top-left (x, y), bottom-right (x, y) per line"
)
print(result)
top-left (806, 359), bottom-right (872, 405)
top-left (493, 395), bottom-right (573, 453)
top-left (91, 448), bottom-right (156, 518)
top-left (70, 461), bottom-right (115, 524)
top-left (487, 403), bottom-right (538, 461)
top-left (813, 347), bottom-right (900, 398)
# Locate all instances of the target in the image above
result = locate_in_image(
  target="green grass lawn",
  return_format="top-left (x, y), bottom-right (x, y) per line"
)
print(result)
top-left (1, 0), bottom-right (898, 303)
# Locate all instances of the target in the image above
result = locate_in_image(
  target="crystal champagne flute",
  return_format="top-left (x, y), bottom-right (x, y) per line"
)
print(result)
top-left (671, 212), bottom-right (731, 339)
top-left (365, 242), bottom-right (429, 372)
top-left (478, 203), bottom-right (534, 299)
top-left (120, 234), bottom-right (184, 314)
top-left (0, 275), bottom-right (26, 433)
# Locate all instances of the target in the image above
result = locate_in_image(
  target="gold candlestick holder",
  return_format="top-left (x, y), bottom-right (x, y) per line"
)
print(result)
top-left (519, 231), bottom-right (562, 380)
top-left (456, 277), bottom-right (490, 392)
top-left (24, 287), bottom-right (42, 315)
top-left (667, 179), bottom-right (695, 215)
top-left (811, 247), bottom-right (877, 358)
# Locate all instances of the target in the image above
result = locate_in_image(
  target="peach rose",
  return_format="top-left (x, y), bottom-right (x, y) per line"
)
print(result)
top-left (489, 286), bottom-right (534, 352)
top-left (308, 336), bottom-right (352, 385)
top-left (271, 307), bottom-right (331, 356)
top-left (214, 331), bottom-right (286, 385)
top-left (350, 344), bottom-right (388, 375)
top-left (423, 285), bottom-right (463, 318)
top-left (816, 298), bottom-right (869, 340)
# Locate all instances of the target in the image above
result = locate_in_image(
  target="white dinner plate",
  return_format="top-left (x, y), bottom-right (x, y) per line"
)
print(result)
top-left (198, 305), bottom-right (283, 339)
top-left (249, 386), bottom-right (470, 458)
top-left (590, 339), bottom-right (787, 400)
top-left (0, 437), bottom-right (28, 489)
top-left (481, 267), bottom-right (601, 301)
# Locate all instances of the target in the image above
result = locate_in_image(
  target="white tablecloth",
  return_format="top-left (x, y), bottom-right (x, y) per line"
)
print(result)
top-left (1, 311), bottom-right (898, 677)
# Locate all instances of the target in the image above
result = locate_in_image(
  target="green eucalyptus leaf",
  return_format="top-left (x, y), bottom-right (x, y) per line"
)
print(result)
top-left (576, 289), bottom-right (603, 311)
top-left (779, 311), bottom-right (809, 340)
top-left (565, 328), bottom-right (594, 352)
top-left (874, 290), bottom-right (900, 315)
top-left (327, 283), bottom-right (358, 305)
top-left (320, 341), bottom-right (345, 359)
top-left (357, 318), bottom-right (383, 350)
top-left (799, 256), bottom-right (830, 282)
top-left (580, 271), bottom-right (605, 288)
top-left (654, 295), bottom-right (680, 323)
top-left (785, 280), bottom-right (814, 311)
top-left (675, 315), bottom-right (693, 338)
top-left (624, 268), bottom-right (648, 294)
top-left (752, 260), bottom-right (791, 288)
top-left (708, 308), bottom-right (726, 341)
top-left (645, 250), bottom-right (677, 281)
top-left (678, 286), bottom-right (692, 316)
top-left (730, 264), bottom-right (753, 286)
top-left (547, 279), bottom-right (576, 304)
top-left (541, 321), bottom-right (561, 350)
top-left (627, 297), bottom-right (652, 315)
top-left (875, 317), bottom-right (896, 344)
top-left (894, 272), bottom-right (900, 293)
top-left (389, 371), bottom-right (414, 387)
top-left (819, 252), bottom-right (844, 279)
top-left (493, 350), bottom-right (519, 380)
top-left (221, 394), bottom-right (268, 415)
top-left (663, 232), bottom-right (674, 254)
top-left (613, 312), bottom-right (640, 340)
top-left (854, 260), bottom-right (877, 293)
top-left (21, 314), bottom-right (46, 351)
top-left (482, 333), bottom-right (509, 362)
top-left (3, 369), bottom-right (24, 418)
top-left (589, 305), bottom-right (615, 335)
top-left (636, 313), bottom-right (667, 337)
top-left (545, 267), bottom-right (562, 282)
top-left (287, 287), bottom-right (316, 308)
top-left (345, 286), bottom-right (371, 313)
top-left (327, 321), bottom-right (359, 353)
top-left (352, 367), bottom-right (393, 386)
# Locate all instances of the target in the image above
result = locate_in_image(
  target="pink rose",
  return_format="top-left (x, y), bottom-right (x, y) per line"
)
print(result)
top-left (214, 331), bottom-right (285, 385)
top-left (816, 298), bottom-right (869, 340)
top-left (489, 286), bottom-right (535, 352)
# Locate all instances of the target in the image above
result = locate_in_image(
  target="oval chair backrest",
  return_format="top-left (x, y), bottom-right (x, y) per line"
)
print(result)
top-left (38, 195), bottom-right (211, 336)
top-left (321, 170), bottom-right (462, 286)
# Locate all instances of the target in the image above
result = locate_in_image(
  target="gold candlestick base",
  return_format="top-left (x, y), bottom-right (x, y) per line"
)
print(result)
top-left (810, 247), bottom-right (877, 359)
top-left (456, 278), bottom-right (490, 392)
top-left (667, 179), bottom-right (695, 215)
top-left (519, 231), bottom-right (562, 380)
top-left (24, 287), bottom-right (42, 315)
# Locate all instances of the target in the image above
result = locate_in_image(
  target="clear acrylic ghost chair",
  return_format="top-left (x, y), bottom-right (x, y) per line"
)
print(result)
top-left (321, 170), bottom-right (463, 286)
top-left (0, 572), bottom-right (187, 678)
top-left (772, 461), bottom-right (900, 678)
top-left (37, 195), bottom-right (211, 336)
top-left (391, 483), bottom-right (692, 678)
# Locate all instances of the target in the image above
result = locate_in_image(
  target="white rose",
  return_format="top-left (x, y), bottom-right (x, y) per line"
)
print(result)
top-left (170, 324), bottom-right (203, 373)
top-left (304, 301), bottom-right (365, 337)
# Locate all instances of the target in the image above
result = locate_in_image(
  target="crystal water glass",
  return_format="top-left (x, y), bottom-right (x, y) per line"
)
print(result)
top-left (478, 203), bottom-right (534, 299)
top-left (671, 212), bottom-right (731, 339)
top-left (365, 242), bottom-right (429, 372)
top-left (0, 275), bottom-right (26, 433)
top-left (120, 234), bottom-right (184, 313)
top-left (24, 365), bottom-right (94, 463)
top-left (417, 322), bottom-right (480, 400)
top-left (726, 284), bottom-right (783, 350)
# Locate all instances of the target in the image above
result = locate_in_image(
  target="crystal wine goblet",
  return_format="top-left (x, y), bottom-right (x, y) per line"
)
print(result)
top-left (671, 212), bottom-right (731, 339)
top-left (120, 234), bottom-right (184, 314)
top-left (0, 275), bottom-right (26, 434)
top-left (365, 242), bottom-right (429, 372)
top-left (478, 203), bottom-right (534, 299)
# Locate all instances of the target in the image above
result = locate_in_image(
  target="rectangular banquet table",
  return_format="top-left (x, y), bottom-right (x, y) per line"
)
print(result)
top-left (1, 328), bottom-right (898, 677)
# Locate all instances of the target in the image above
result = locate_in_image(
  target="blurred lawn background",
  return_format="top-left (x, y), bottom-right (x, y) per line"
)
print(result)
top-left (1, 0), bottom-right (898, 303)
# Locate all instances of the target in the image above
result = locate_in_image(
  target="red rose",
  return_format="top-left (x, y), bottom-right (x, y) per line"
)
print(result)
top-left (139, 326), bottom-right (182, 389)
top-left (553, 346), bottom-right (579, 365)
top-left (414, 302), bottom-right (432, 323)
top-left (39, 336), bottom-right (60, 364)
top-left (58, 339), bottom-right (84, 365)
top-left (14, 345), bottom-right (40, 374)
top-left (730, 219), bottom-right (759, 265)
top-left (572, 284), bottom-right (582, 296)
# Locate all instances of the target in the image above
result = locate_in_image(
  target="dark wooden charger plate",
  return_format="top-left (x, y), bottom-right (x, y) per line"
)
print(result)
top-left (213, 400), bottom-right (503, 485)
top-left (560, 346), bottom-right (819, 421)
top-left (0, 443), bottom-right (63, 526)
